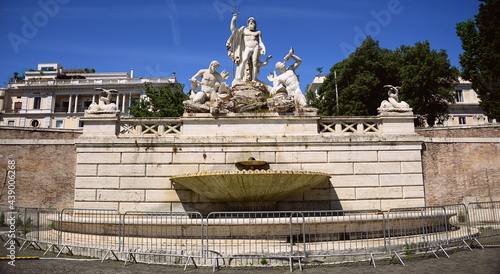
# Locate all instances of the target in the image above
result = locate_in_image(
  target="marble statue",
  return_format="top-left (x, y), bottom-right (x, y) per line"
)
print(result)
top-left (86, 88), bottom-right (119, 113)
top-left (189, 60), bottom-right (230, 104)
top-left (226, 14), bottom-right (266, 84)
top-left (183, 13), bottom-right (316, 114)
top-left (267, 48), bottom-right (307, 107)
top-left (256, 55), bottom-right (273, 78)
top-left (378, 85), bottom-right (411, 112)
top-left (184, 61), bottom-right (231, 113)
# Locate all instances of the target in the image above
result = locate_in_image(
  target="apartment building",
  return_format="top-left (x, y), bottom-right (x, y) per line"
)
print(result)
top-left (0, 63), bottom-right (179, 129)
top-left (446, 78), bottom-right (494, 126)
top-left (307, 75), bottom-right (495, 126)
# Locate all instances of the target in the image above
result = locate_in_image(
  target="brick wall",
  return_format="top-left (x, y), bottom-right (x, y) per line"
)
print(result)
top-left (418, 125), bottom-right (500, 205)
top-left (417, 125), bottom-right (500, 138)
top-left (0, 126), bottom-right (81, 139)
top-left (0, 127), bottom-right (80, 209)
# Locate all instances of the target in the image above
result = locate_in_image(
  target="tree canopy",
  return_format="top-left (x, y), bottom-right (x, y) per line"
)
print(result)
top-left (129, 82), bottom-right (187, 117)
top-left (9, 71), bottom-right (25, 83)
top-left (308, 37), bottom-right (458, 126)
top-left (397, 41), bottom-right (458, 125)
top-left (456, 0), bottom-right (500, 121)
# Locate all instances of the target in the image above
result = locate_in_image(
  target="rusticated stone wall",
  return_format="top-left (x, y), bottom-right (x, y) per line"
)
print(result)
top-left (73, 114), bottom-right (426, 214)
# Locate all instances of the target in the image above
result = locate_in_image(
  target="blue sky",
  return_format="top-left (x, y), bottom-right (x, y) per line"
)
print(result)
top-left (0, 0), bottom-right (480, 91)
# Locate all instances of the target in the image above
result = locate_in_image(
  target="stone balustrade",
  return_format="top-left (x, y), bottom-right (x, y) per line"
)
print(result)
top-left (9, 77), bottom-right (175, 87)
top-left (112, 113), bottom-right (415, 137)
top-left (119, 118), bottom-right (182, 137)
top-left (318, 117), bottom-right (381, 134)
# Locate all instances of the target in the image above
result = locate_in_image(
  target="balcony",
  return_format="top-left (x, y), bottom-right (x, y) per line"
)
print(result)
top-left (54, 107), bottom-right (96, 113)
top-left (8, 77), bottom-right (176, 88)
top-left (2, 109), bottom-right (21, 114)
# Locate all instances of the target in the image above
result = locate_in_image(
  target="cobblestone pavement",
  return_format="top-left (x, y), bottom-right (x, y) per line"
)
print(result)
top-left (1, 245), bottom-right (499, 274)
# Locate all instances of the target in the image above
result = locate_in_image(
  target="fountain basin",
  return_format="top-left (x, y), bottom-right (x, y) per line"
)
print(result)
top-left (49, 211), bottom-right (459, 239)
top-left (170, 170), bottom-right (331, 202)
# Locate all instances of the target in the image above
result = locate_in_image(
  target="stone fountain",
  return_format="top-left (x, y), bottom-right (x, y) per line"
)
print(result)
top-left (74, 10), bottom-right (427, 218)
top-left (171, 159), bottom-right (330, 212)
top-left (46, 13), bottom-right (467, 265)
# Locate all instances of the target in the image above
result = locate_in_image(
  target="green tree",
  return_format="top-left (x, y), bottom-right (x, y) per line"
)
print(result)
top-left (313, 37), bottom-right (399, 116)
top-left (9, 71), bottom-right (24, 83)
top-left (129, 82), bottom-right (187, 117)
top-left (456, 0), bottom-right (500, 121)
top-left (397, 41), bottom-right (459, 126)
top-left (306, 61), bottom-right (343, 116)
top-left (313, 37), bottom-right (458, 126)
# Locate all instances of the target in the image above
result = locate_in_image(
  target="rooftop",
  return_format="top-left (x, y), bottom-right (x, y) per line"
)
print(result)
top-left (7, 63), bottom-right (177, 88)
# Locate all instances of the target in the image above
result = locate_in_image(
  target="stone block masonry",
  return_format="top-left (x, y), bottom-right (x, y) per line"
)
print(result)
top-left (73, 113), bottom-right (427, 213)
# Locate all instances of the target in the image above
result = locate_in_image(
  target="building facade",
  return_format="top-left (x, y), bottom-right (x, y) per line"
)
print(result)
top-left (445, 78), bottom-right (494, 126)
top-left (307, 75), bottom-right (497, 127)
top-left (307, 75), bottom-right (326, 96)
top-left (0, 63), bottom-right (179, 129)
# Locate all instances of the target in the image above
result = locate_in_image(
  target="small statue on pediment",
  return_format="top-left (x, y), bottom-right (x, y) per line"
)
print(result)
top-left (86, 88), bottom-right (120, 113)
top-left (378, 85), bottom-right (412, 113)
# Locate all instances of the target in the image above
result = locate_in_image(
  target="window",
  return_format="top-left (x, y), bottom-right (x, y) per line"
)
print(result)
top-left (78, 120), bottom-right (84, 128)
top-left (14, 102), bottom-right (22, 109)
top-left (55, 120), bottom-right (64, 128)
top-left (458, 117), bottom-right (466, 125)
top-left (8, 120), bottom-right (15, 126)
top-left (33, 97), bottom-right (41, 109)
top-left (455, 90), bottom-right (464, 102)
top-left (31, 120), bottom-right (40, 127)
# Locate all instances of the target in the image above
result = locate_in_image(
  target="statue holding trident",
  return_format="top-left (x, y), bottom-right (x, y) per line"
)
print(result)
top-left (226, 10), bottom-right (266, 85)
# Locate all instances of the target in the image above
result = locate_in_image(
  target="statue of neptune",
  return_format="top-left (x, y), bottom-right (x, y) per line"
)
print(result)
top-left (226, 14), bottom-right (266, 85)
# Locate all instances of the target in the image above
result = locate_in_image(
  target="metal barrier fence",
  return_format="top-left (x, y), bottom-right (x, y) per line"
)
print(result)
top-left (1, 202), bottom-right (499, 270)
top-left (468, 201), bottom-right (500, 246)
top-left (17, 207), bottom-right (59, 251)
top-left (58, 208), bottom-right (121, 259)
top-left (122, 211), bottom-right (204, 269)
top-left (205, 211), bottom-right (303, 271)
top-left (441, 204), bottom-right (473, 247)
top-left (301, 210), bottom-right (386, 266)
top-left (386, 206), bottom-right (450, 265)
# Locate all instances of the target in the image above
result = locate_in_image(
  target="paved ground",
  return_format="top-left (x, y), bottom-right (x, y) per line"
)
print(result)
top-left (1, 244), bottom-right (499, 274)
